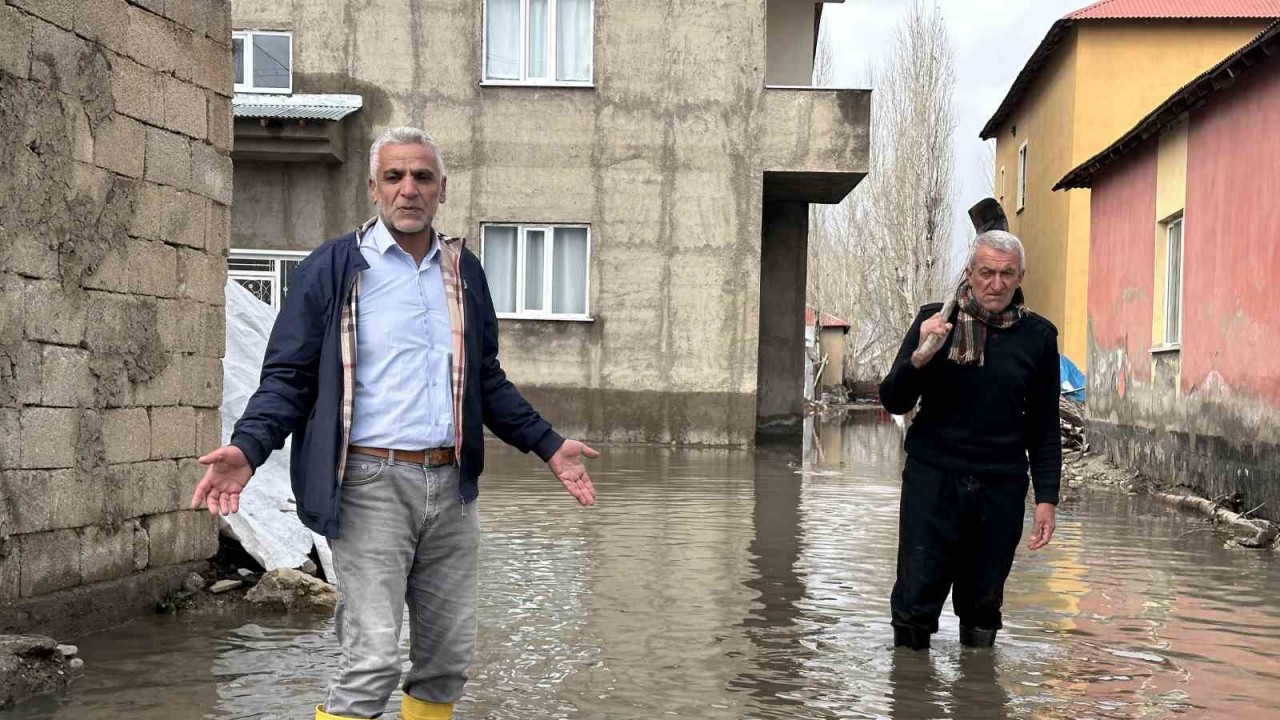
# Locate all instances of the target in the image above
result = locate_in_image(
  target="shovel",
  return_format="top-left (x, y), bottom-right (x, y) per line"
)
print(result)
top-left (912, 198), bottom-right (1009, 362)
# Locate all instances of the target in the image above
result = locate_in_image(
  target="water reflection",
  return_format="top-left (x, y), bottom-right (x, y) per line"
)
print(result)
top-left (3, 411), bottom-right (1280, 719)
top-left (734, 445), bottom-right (808, 711)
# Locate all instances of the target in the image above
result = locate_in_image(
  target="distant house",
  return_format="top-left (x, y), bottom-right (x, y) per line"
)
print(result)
top-left (805, 306), bottom-right (851, 392)
top-left (1055, 21), bottom-right (1280, 519)
top-left (982, 0), bottom-right (1276, 368)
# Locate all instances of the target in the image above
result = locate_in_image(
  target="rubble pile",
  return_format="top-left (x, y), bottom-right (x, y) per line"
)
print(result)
top-left (0, 636), bottom-right (82, 709)
top-left (1059, 397), bottom-right (1087, 451)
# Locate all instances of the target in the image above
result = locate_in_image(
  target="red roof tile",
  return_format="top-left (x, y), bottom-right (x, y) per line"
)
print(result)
top-left (1068, 0), bottom-right (1280, 19)
top-left (806, 306), bottom-right (852, 330)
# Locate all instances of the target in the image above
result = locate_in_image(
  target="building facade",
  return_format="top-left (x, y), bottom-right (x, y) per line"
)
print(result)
top-left (228, 0), bottom-right (870, 445)
top-left (982, 0), bottom-right (1274, 368)
top-left (1057, 22), bottom-right (1280, 520)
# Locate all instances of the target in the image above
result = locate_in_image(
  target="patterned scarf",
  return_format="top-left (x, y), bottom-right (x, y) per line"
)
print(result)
top-left (946, 281), bottom-right (1025, 366)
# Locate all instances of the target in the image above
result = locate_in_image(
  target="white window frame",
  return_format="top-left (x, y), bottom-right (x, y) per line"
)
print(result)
top-left (479, 223), bottom-right (592, 321)
top-left (1016, 141), bottom-right (1028, 212)
top-left (228, 249), bottom-right (308, 308)
top-left (233, 30), bottom-right (294, 95)
top-left (481, 0), bottom-right (595, 87)
top-left (1163, 215), bottom-right (1184, 347)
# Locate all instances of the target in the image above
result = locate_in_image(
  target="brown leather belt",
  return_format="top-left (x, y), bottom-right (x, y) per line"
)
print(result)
top-left (348, 445), bottom-right (456, 467)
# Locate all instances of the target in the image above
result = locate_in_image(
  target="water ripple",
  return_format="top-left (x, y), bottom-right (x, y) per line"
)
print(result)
top-left (4, 416), bottom-right (1278, 719)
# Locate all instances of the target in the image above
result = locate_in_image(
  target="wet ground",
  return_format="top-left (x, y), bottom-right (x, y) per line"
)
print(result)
top-left (4, 412), bottom-right (1279, 719)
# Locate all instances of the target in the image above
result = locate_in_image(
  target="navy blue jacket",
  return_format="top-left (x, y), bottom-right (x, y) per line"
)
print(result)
top-left (230, 230), bottom-right (565, 538)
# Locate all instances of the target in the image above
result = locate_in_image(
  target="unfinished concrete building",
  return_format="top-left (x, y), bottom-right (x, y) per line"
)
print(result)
top-left (229, 0), bottom-right (869, 445)
top-left (1, 0), bottom-right (232, 634)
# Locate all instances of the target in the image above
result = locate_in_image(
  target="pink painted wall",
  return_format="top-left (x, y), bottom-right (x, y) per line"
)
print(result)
top-left (1087, 140), bottom-right (1158, 382)
top-left (1183, 62), bottom-right (1280, 405)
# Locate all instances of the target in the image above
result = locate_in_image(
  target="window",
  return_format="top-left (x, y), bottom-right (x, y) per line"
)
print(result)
top-left (232, 30), bottom-right (293, 94)
top-left (228, 250), bottom-right (307, 308)
top-left (483, 0), bottom-right (593, 85)
top-left (1016, 141), bottom-right (1028, 211)
top-left (1163, 216), bottom-right (1183, 346)
top-left (480, 224), bottom-right (590, 319)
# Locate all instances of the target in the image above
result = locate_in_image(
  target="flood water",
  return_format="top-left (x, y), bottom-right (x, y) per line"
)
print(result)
top-left (5, 412), bottom-right (1280, 719)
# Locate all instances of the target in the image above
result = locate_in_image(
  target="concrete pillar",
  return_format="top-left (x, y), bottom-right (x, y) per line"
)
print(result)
top-left (755, 200), bottom-right (809, 442)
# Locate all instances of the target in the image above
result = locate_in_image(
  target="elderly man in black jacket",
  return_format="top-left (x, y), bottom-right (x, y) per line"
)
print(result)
top-left (880, 229), bottom-right (1060, 651)
top-left (191, 127), bottom-right (598, 720)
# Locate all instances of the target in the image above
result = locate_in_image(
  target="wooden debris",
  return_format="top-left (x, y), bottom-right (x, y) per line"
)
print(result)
top-left (1059, 397), bottom-right (1088, 451)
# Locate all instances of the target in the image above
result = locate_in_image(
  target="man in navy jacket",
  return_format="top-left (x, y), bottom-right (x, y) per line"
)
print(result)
top-left (191, 127), bottom-right (598, 720)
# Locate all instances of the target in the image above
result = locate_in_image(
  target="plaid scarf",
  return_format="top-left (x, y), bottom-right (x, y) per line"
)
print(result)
top-left (946, 281), bottom-right (1025, 366)
top-left (335, 218), bottom-right (468, 478)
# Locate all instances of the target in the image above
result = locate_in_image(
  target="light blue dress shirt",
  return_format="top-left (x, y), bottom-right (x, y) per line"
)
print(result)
top-left (348, 219), bottom-right (454, 449)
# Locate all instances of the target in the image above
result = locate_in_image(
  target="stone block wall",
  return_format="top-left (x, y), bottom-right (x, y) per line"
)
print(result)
top-left (0, 0), bottom-right (231, 631)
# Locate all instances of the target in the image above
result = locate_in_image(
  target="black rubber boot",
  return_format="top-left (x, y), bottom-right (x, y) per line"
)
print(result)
top-left (959, 626), bottom-right (997, 648)
top-left (893, 626), bottom-right (931, 650)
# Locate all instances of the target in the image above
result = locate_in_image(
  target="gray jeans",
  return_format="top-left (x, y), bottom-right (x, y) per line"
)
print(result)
top-left (324, 453), bottom-right (479, 718)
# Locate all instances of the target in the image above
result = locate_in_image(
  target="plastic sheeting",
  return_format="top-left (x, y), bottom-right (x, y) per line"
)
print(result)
top-left (1059, 354), bottom-right (1086, 403)
top-left (220, 280), bottom-right (335, 581)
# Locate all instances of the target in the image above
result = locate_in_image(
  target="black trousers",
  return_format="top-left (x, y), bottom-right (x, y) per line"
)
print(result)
top-left (890, 456), bottom-right (1028, 634)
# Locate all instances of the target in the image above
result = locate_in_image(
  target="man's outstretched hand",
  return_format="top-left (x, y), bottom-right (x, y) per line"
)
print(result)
top-left (548, 439), bottom-right (599, 506)
top-left (191, 445), bottom-right (253, 516)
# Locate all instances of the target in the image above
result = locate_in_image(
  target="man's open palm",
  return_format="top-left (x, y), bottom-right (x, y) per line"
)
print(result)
top-left (548, 439), bottom-right (599, 506)
top-left (191, 445), bottom-right (253, 516)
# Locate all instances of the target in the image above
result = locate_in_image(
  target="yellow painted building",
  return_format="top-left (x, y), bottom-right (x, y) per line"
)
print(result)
top-left (981, 1), bottom-right (1275, 366)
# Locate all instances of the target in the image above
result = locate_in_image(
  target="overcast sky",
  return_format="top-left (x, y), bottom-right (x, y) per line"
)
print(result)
top-left (821, 0), bottom-right (1086, 257)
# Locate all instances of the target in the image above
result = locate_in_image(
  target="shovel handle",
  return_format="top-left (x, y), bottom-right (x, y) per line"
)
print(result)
top-left (913, 297), bottom-right (956, 362)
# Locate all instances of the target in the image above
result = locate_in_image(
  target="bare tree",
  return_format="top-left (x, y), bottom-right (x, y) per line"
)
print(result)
top-left (809, 1), bottom-right (957, 383)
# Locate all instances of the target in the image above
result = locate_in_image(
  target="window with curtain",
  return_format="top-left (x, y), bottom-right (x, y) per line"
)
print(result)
top-left (484, 0), bottom-right (593, 84)
top-left (480, 224), bottom-right (590, 319)
top-left (1164, 216), bottom-right (1183, 346)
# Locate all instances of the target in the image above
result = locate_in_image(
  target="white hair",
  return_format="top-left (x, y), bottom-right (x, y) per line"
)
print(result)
top-left (969, 230), bottom-right (1025, 271)
top-left (368, 126), bottom-right (446, 180)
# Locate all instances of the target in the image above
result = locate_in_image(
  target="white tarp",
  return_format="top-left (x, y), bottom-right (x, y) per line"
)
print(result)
top-left (220, 280), bottom-right (336, 581)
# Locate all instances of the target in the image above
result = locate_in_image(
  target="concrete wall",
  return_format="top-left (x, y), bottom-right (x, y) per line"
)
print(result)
top-left (1182, 62), bottom-right (1280, 404)
top-left (1085, 57), bottom-right (1280, 519)
top-left (993, 19), bottom-right (1266, 368)
top-left (0, 0), bottom-right (231, 634)
top-left (230, 0), bottom-right (869, 446)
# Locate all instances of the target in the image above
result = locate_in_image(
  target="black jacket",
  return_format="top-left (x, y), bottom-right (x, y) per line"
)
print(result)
top-left (230, 230), bottom-right (564, 537)
top-left (879, 303), bottom-right (1061, 504)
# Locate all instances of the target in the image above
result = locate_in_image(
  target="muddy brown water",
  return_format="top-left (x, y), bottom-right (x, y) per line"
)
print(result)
top-left (4, 413), bottom-right (1279, 719)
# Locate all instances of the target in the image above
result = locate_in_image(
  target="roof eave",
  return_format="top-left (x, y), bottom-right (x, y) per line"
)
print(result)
top-left (980, 20), bottom-right (1073, 140)
top-left (1054, 19), bottom-right (1280, 191)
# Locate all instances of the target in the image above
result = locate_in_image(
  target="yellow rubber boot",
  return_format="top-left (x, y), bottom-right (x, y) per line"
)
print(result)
top-left (400, 694), bottom-right (454, 720)
top-left (316, 705), bottom-right (365, 720)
